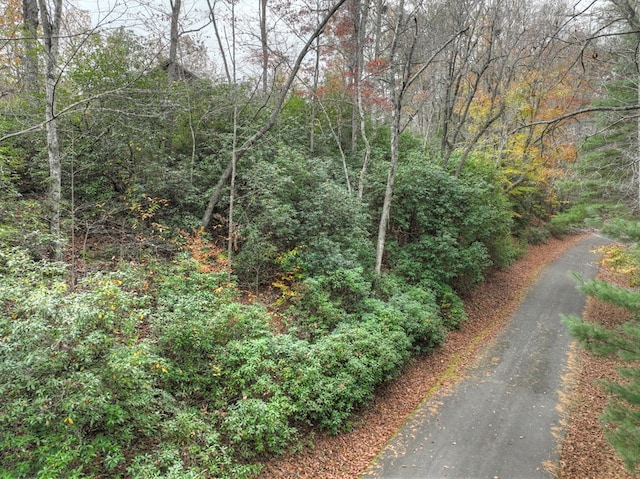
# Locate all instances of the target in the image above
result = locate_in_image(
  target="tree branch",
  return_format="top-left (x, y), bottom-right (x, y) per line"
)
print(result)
top-left (510, 105), bottom-right (640, 134)
top-left (200, 0), bottom-right (350, 228)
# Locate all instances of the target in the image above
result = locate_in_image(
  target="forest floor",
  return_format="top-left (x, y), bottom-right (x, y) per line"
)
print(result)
top-left (255, 232), bottom-right (631, 479)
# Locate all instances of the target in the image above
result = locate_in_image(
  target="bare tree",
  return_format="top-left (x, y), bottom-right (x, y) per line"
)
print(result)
top-left (37, 0), bottom-right (63, 260)
top-left (259, 0), bottom-right (269, 93)
top-left (167, 0), bottom-right (181, 84)
top-left (206, 0), bottom-right (232, 83)
top-left (21, 0), bottom-right (40, 93)
top-left (200, 0), bottom-right (350, 229)
top-left (374, 2), bottom-right (466, 275)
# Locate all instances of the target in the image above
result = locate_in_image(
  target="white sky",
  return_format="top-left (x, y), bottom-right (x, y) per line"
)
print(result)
top-left (70, 0), bottom-right (268, 78)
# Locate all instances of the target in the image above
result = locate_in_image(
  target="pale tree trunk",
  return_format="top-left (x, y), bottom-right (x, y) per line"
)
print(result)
top-left (356, 82), bottom-right (372, 202)
top-left (375, 95), bottom-right (402, 275)
top-left (316, 97), bottom-right (352, 194)
top-left (259, 0), bottom-right (269, 94)
top-left (374, 1), bottom-right (407, 276)
top-left (21, 0), bottom-right (40, 94)
top-left (354, 0), bottom-right (372, 200)
top-left (374, 16), bottom-right (466, 275)
top-left (227, 0), bottom-right (237, 266)
top-left (38, 0), bottom-right (63, 260)
top-left (349, 0), bottom-right (369, 152)
top-left (168, 0), bottom-right (181, 84)
top-left (350, 0), bottom-right (360, 152)
top-left (310, 33), bottom-right (320, 153)
top-left (310, 0), bottom-right (323, 154)
top-left (206, 0), bottom-right (232, 84)
top-left (228, 104), bottom-right (238, 268)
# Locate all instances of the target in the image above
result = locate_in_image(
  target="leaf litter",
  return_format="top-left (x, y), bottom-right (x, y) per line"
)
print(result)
top-left (254, 233), bottom-right (628, 479)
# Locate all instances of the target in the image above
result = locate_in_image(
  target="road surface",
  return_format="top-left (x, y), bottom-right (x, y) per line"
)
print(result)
top-left (363, 234), bottom-right (610, 479)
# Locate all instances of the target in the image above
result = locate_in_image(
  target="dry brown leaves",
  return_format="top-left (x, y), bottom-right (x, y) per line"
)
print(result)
top-left (255, 233), bottom-right (599, 479)
top-left (558, 248), bottom-right (634, 479)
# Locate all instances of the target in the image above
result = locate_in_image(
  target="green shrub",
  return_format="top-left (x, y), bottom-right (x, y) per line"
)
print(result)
top-left (361, 288), bottom-right (445, 352)
top-left (309, 320), bottom-right (411, 432)
top-left (285, 276), bottom-right (348, 341)
top-left (520, 225), bottom-right (551, 245)
top-left (223, 396), bottom-right (298, 457)
top-left (387, 158), bottom-right (512, 292)
top-left (419, 280), bottom-right (467, 330)
top-left (232, 144), bottom-right (372, 287)
top-left (0, 248), bottom-right (249, 478)
top-left (0, 252), bottom-right (171, 477)
top-left (283, 266), bottom-right (371, 341)
top-left (551, 202), bottom-right (634, 235)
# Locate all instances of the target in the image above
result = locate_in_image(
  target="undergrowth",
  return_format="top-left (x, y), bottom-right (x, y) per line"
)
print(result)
top-left (0, 232), bottom-right (462, 478)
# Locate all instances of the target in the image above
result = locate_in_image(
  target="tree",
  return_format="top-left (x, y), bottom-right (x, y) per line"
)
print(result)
top-left (564, 220), bottom-right (640, 474)
top-left (594, 0), bottom-right (640, 211)
top-left (167, 0), bottom-right (182, 84)
top-left (259, 0), bottom-right (269, 93)
top-left (610, 0), bottom-right (640, 207)
top-left (38, 0), bottom-right (63, 260)
top-left (374, 2), bottom-right (466, 276)
top-left (21, 0), bottom-right (40, 93)
top-left (200, 0), bottom-right (350, 229)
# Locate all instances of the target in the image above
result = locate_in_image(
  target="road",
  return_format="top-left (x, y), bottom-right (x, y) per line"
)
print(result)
top-left (362, 234), bottom-right (610, 479)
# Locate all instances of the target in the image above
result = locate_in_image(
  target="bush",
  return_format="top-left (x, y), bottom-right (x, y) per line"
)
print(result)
top-left (361, 289), bottom-right (445, 352)
top-left (420, 280), bottom-right (467, 329)
top-left (0, 248), bottom-right (251, 479)
top-left (550, 202), bottom-right (634, 235)
top-left (282, 266), bottom-right (372, 341)
top-left (387, 158), bottom-right (512, 292)
top-left (309, 320), bottom-right (412, 432)
top-left (223, 396), bottom-right (298, 457)
top-left (232, 144), bottom-right (372, 287)
top-left (152, 260), bottom-right (272, 404)
top-left (0, 250), bottom-right (172, 477)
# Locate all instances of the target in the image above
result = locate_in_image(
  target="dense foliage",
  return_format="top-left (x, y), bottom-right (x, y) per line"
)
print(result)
top-left (2, 0), bottom-right (639, 475)
top-left (0, 239), bottom-right (455, 477)
top-left (0, 75), bottom-right (520, 474)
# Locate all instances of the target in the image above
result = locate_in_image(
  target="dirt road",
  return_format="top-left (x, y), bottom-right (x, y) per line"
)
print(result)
top-left (363, 234), bottom-right (610, 479)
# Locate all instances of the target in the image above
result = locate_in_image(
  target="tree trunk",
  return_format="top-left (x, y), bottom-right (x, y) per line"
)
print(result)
top-left (21, 0), bottom-right (40, 94)
top-left (38, 0), bottom-right (63, 260)
top-left (260, 0), bottom-right (269, 94)
top-left (375, 97), bottom-right (401, 275)
top-left (357, 80), bottom-right (372, 202)
top-left (206, 0), bottom-right (232, 84)
top-left (374, 16), bottom-right (464, 275)
top-left (374, 2), bottom-right (407, 276)
top-left (168, 0), bottom-right (181, 84)
top-left (310, 32), bottom-right (320, 153)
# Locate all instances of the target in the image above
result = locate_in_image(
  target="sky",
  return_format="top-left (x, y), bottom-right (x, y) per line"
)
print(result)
top-left (71, 0), bottom-right (285, 78)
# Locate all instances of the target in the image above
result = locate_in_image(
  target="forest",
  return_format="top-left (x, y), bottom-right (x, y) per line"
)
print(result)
top-left (1, 0), bottom-right (640, 477)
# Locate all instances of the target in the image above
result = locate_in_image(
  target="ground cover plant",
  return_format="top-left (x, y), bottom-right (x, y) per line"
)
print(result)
top-left (0, 232), bottom-right (464, 478)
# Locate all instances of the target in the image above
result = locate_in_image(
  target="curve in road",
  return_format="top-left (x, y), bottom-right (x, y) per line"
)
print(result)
top-left (363, 234), bottom-right (610, 479)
